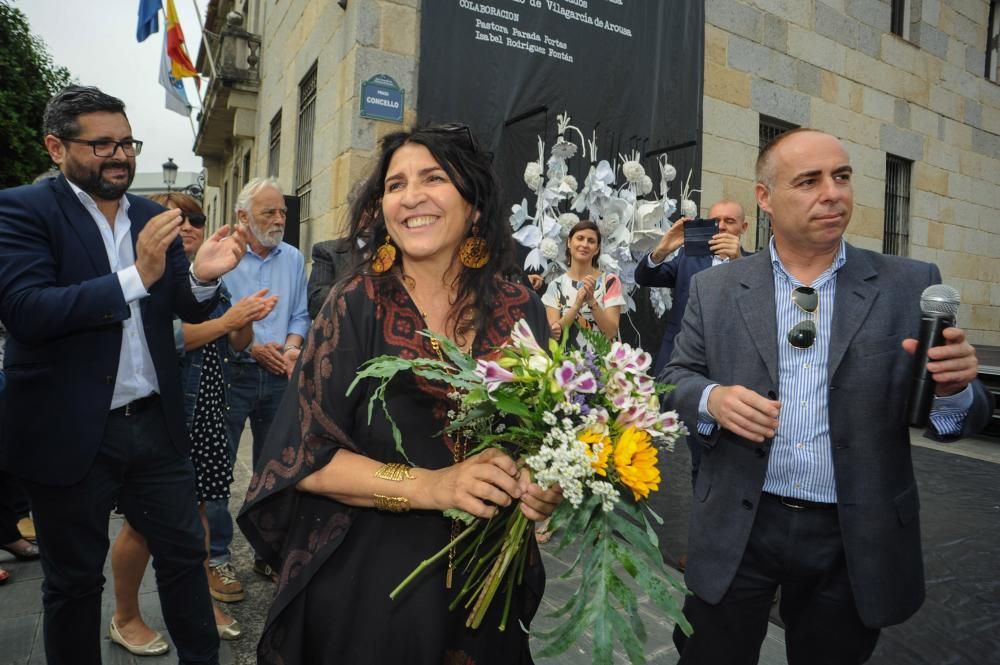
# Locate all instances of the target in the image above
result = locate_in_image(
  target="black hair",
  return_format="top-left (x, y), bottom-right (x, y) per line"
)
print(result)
top-left (42, 85), bottom-right (127, 139)
top-left (564, 218), bottom-right (602, 268)
top-left (345, 124), bottom-right (514, 341)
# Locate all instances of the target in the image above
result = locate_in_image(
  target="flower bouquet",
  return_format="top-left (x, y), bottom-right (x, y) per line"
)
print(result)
top-left (350, 321), bottom-right (691, 663)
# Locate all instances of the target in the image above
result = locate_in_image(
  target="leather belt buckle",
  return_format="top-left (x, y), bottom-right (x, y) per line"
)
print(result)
top-left (780, 496), bottom-right (807, 510)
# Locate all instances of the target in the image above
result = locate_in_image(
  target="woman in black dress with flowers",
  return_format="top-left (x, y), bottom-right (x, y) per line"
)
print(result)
top-left (239, 125), bottom-right (563, 664)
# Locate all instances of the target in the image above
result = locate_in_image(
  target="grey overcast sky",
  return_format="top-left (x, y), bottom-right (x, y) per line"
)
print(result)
top-left (17, 0), bottom-right (206, 176)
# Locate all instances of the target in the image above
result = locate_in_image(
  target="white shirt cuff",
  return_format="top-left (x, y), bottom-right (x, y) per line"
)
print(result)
top-left (118, 266), bottom-right (149, 303)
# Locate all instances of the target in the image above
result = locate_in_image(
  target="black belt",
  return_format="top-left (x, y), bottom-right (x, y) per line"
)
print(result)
top-left (110, 394), bottom-right (159, 417)
top-left (763, 492), bottom-right (836, 510)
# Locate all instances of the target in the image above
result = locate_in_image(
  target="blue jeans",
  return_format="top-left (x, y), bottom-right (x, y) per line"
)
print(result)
top-left (208, 363), bottom-right (288, 565)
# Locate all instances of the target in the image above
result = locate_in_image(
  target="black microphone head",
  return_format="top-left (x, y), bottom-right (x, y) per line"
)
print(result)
top-left (919, 284), bottom-right (960, 318)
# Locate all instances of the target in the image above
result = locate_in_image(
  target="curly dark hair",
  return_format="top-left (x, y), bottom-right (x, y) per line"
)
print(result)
top-left (344, 124), bottom-right (514, 341)
top-left (564, 218), bottom-right (602, 268)
top-left (43, 85), bottom-right (127, 139)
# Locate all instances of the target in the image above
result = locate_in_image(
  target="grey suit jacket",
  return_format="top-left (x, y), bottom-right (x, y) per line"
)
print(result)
top-left (662, 243), bottom-right (992, 628)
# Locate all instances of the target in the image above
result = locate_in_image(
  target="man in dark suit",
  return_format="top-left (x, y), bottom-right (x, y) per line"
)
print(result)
top-left (635, 200), bottom-right (750, 492)
top-left (306, 237), bottom-right (355, 319)
top-left (663, 128), bottom-right (991, 664)
top-left (0, 86), bottom-right (248, 665)
top-left (634, 199), bottom-right (751, 376)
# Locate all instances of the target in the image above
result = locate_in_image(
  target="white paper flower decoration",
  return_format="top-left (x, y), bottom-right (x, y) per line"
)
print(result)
top-left (539, 237), bottom-right (560, 260)
top-left (551, 139), bottom-right (578, 160)
top-left (509, 198), bottom-right (530, 230)
top-left (639, 175), bottom-right (653, 195)
top-left (562, 175), bottom-right (578, 192)
top-left (524, 162), bottom-right (544, 191)
top-left (558, 212), bottom-right (580, 233)
top-left (680, 199), bottom-right (698, 218)
top-left (622, 160), bottom-right (645, 183)
top-left (661, 163), bottom-right (677, 183)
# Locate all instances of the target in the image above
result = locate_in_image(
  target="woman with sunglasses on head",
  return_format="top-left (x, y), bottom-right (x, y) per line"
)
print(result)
top-left (106, 193), bottom-right (277, 656)
top-left (238, 125), bottom-right (563, 664)
top-left (543, 219), bottom-right (626, 350)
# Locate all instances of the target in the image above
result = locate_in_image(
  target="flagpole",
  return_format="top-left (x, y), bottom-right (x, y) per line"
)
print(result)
top-left (190, 0), bottom-right (219, 79)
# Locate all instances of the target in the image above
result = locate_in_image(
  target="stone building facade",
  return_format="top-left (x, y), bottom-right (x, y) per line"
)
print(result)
top-left (699, 0), bottom-right (1000, 345)
top-left (194, 0), bottom-right (999, 344)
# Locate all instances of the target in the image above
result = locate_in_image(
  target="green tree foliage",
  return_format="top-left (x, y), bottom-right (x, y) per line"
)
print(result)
top-left (0, 1), bottom-right (72, 188)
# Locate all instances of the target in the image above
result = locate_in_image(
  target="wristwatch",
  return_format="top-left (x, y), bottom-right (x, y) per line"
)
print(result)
top-left (189, 265), bottom-right (219, 287)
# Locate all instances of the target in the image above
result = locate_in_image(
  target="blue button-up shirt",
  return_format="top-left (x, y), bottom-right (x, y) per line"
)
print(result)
top-left (222, 241), bottom-right (310, 358)
top-left (699, 238), bottom-right (972, 502)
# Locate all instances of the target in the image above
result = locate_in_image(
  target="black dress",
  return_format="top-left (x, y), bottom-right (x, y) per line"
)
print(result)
top-left (188, 346), bottom-right (233, 502)
top-left (238, 275), bottom-right (550, 665)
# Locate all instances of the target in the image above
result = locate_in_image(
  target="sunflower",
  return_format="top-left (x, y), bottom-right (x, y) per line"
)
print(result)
top-left (613, 427), bottom-right (660, 501)
top-left (578, 428), bottom-right (611, 476)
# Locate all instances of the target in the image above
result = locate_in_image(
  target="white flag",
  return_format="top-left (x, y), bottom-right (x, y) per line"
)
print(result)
top-left (159, 33), bottom-right (191, 116)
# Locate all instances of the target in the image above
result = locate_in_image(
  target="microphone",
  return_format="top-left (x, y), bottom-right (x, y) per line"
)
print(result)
top-left (906, 284), bottom-right (960, 427)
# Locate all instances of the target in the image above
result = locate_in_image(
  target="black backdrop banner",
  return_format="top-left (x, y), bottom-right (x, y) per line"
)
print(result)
top-left (417, 0), bottom-right (705, 215)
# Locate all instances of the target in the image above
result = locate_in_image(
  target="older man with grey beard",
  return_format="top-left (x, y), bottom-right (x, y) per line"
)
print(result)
top-left (204, 177), bottom-right (310, 600)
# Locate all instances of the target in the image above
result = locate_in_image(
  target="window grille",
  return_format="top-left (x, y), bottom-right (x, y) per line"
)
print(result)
top-left (268, 111), bottom-right (281, 177)
top-left (883, 155), bottom-right (911, 256)
top-left (756, 116), bottom-right (798, 251)
top-left (295, 63), bottom-right (317, 222)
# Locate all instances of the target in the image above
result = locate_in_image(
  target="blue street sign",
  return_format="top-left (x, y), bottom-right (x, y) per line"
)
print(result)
top-left (360, 74), bottom-right (404, 123)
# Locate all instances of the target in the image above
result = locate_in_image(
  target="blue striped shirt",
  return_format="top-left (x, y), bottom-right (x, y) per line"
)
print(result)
top-left (698, 238), bottom-right (972, 503)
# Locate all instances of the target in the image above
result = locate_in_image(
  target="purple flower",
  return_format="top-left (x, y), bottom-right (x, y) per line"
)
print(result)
top-left (554, 361), bottom-right (577, 388)
top-left (511, 319), bottom-right (544, 353)
top-left (474, 360), bottom-right (515, 393)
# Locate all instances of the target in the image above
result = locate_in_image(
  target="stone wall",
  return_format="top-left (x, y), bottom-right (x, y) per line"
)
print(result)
top-left (702, 0), bottom-right (1000, 345)
top-left (253, 0), bottom-right (420, 258)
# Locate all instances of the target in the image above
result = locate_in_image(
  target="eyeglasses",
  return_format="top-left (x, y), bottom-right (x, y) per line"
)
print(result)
top-left (787, 286), bottom-right (818, 349)
top-left (181, 212), bottom-right (206, 228)
top-left (57, 136), bottom-right (143, 157)
top-left (257, 207), bottom-right (288, 220)
top-left (422, 123), bottom-right (492, 159)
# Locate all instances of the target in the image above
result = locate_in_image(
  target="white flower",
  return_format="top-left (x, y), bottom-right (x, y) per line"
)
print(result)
top-left (527, 354), bottom-right (551, 373)
top-left (524, 162), bottom-right (544, 191)
top-left (680, 199), bottom-right (698, 218)
top-left (561, 175), bottom-right (578, 192)
top-left (588, 480), bottom-right (619, 512)
top-left (558, 212), bottom-right (580, 233)
top-left (551, 139), bottom-right (578, 160)
top-left (597, 215), bottom-right (616, 237)
top-left (639, 175), bottom-right (653, 195)
top-left (661, 163), bottom-right (677, 183)
top-left (509, 198), bottom-right (530, 230)
top-left (542, 411), bottom-right (558, 426)
top-left (539, 237), bottom-right (560, 260)
top-left (622, 160), bottom-right (645, 183)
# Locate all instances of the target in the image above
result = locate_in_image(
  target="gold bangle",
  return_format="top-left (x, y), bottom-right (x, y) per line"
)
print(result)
top-left (373, 493), bottom-right (410, 512)
top-left (374, 463), bottom-right (415, 482)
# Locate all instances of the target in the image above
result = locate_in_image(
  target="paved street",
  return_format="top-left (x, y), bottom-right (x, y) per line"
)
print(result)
top-left (1, 425), bottom-right (996, 664)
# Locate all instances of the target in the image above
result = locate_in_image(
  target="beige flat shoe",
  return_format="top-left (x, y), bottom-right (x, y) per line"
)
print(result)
top-left (109, 617), bottom-right (169, 656)
top-left (217, 617), bottom-right (242, 640)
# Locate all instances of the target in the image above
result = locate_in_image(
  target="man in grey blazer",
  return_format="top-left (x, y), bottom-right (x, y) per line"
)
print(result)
top-left (662, 128), bottom-right (991, 664)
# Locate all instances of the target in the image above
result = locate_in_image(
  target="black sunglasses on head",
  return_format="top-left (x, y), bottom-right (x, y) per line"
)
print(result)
top-left (787, 286), bottom-right (818, 349)
top-left (181, 212), bottom-right (206, 228)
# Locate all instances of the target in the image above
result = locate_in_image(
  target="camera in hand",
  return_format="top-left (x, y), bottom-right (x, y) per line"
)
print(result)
top-left (683, 218), bottom-right (719, 257)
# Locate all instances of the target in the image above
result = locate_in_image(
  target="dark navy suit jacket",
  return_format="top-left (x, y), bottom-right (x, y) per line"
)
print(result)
top-left (0, 175), bottom-right (216, 486)
top-left (634, 248), bottom-right (750, 374)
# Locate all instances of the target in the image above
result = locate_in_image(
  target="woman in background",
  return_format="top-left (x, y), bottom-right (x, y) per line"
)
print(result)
top-left (107, 193), bottom-right (276, 655)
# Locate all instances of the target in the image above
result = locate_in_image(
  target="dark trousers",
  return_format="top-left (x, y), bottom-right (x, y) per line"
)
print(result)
top-left (208, 362), bottom-right (286, 564)
top-left (0, 473), bottom-right (29, 543)
top-left (674, 493), bottom-right (880, 665)
top-left (22, 401), bottom-right (219, 665)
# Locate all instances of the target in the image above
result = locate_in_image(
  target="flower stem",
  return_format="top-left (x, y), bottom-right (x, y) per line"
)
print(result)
top-left (467, 509), bottom-right (530, 629)
top-left (389, 522), bottom-right (479, 601)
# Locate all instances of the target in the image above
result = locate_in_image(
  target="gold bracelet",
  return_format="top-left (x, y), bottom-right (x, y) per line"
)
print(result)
top-left (373, 493), bottom-right (410, 512)
top-left (374, 463), bottom-right (415, 482)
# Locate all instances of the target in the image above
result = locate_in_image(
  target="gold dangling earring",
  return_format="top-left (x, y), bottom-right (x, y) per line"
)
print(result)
top-left (371, 234), bottom-right (397, 273)
top-left (459, 223), bottom-right (489, 269)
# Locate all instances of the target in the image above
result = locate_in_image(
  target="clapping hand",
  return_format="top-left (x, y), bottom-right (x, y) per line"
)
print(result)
top-left (191, 223), bottom-right (250, 283)
top-left (221, 289), bottom-right (278, 331)
top-left (135, 208), bottom-right (184, 289)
